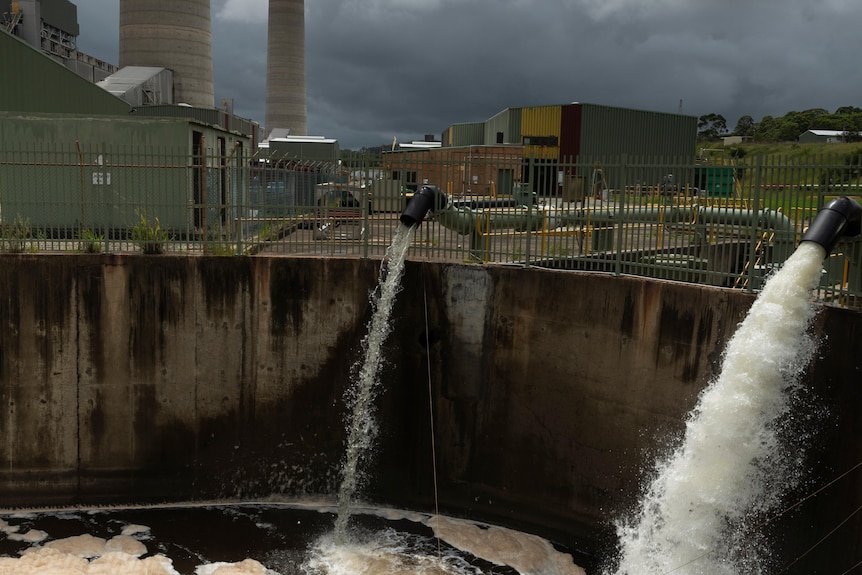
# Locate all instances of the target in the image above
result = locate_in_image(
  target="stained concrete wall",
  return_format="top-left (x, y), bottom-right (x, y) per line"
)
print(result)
top-left (0, 255), bottom-right (859, 572)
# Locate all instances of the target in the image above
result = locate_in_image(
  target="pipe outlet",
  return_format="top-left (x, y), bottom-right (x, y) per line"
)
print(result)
top-left (800, 196), bottom-right (862, 255)
top-left (400, 185), bottom-right (447, 227)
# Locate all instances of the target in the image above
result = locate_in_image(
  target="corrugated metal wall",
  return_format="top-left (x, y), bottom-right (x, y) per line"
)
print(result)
top-left (0, 113), bottom-right (251, 232)
top-left (560, 104), bottom-right (582, 161)
top-left (443, 122), bottom-right (485, 147)
top-left (484, 108), bottom-right (522, 145)
top-left (40, 0), bottom-right (80, 36)
top-left (578, 103), bottom-right (697, 160)
top-left (131, 104), bottom-right (259, 140)
top-left (0, 31), bottom-right (130, 116)
top-left (521, 105), bottom-right (561, 160)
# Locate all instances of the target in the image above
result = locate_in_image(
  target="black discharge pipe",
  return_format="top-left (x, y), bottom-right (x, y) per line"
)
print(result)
top-left (800, 196), bottom-right (862, 254)
top-left (400, 185), bottom-right (447, 227)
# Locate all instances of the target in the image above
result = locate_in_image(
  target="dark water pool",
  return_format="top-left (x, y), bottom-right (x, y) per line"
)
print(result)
top-left (0, 501), bottom-right (587, 575)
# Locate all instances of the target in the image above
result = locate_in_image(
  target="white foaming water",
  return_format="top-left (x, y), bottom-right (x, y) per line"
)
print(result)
top-left (0, 502), bottom-right (583, 575)
top-left (309, 510), bottom-right (585, 575)
top-left (0, 517), bottom-right (274, 574)
top-left (612, 241), bottom-right (827, 575)
top-left (334, 223), bottom-right (416, 539)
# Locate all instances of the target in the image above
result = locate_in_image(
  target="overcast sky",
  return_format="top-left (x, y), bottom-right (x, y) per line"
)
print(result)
top-left (75, 0), bottom-right (862, 150)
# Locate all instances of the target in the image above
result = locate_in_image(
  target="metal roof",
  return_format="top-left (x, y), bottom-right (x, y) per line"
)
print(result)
top-left (98, 66), bottom-right (167, 91)
top-left (805, 129), bottom-right (852, 137)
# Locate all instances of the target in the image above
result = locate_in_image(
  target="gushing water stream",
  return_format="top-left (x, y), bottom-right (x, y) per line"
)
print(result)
top-left (611, 241), bottom-right (827, 575)
top-left (334, 222), bottom-right (416, 541)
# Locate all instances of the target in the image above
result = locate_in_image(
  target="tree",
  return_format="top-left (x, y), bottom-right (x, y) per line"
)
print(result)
top-left (755, 116), bottom-right (777, 141)
top-left (733, 115), bottom-right (756, 137)
top-left (697, 113), bottom-right (727, 140)
top-left (836, 106), bottom-right (862, 115)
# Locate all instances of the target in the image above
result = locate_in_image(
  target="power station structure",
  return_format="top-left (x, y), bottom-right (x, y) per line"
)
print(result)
top-left (2, 0), bottom-right (117, 82)
top-left (5, 0), bottom-right (309, 137)
top-left (265, 0), bottom-right (307, 136)
top-left (119, 0), bottom-right (214, 109)
top-left (116, 0), bottom-right (307, 136)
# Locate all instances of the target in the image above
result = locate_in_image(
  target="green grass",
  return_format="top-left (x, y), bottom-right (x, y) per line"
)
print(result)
top-left (696, 142), bottom-right (862, 214)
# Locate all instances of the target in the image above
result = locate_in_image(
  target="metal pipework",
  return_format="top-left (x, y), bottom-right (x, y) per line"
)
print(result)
top-left (400, 185), bottom-right (448, 227)
top-left (800, 196), bottom-right (862, 255)
top-left (427, 201), bottom-right (799, 261)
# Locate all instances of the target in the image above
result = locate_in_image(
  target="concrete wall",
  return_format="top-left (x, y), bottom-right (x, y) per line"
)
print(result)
top-left (0, 255), bottom-right (859, 572)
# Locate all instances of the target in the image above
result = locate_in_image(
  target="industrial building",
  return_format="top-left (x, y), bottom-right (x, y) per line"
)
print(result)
top-left (0, 0), bottom-right (332, 243)
top-left (5, 0), bottom-right (309, 138)
top-left (389, 103), bottom-right (698, 197)
top-left (0, 112), bottom-right (253, 238)
top-left (265, 0), bottom-right (307, 136)
top-left (0, 28), bottom-right (129, 115)
top-left (456, 103), bottom-right (698, 160)
top-left (1, 0), bottom-right (117, 82)
top-left (0, 14), bottom-right (257, 241)
top-left (382, 145), bottom-right (523, 197)
top-left (119, 0), bottom-right (214, 109)
top-left (798, 129), bottom-right (862, 144)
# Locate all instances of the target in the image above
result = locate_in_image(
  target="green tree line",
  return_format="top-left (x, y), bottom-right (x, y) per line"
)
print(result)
top-left (699, 107), bottom-right (862, 143)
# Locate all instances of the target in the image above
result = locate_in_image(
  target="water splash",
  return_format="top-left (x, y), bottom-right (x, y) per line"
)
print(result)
top-left (334, 223), bottom-right (416, 541)
top-left (611, 241), bottom-right (827, 575)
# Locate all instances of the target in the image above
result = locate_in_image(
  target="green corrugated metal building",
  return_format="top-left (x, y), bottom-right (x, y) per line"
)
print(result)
top-left (444, 102), bottom-right (696, 161)
top-left (0, 112), bottom-right (252, 235)
top-left (131, 104), bottom-right (260, 144)
top-left (574, 103), bottom-right (696, 160)
top-left (443, 122), bottom-right (485, 147)
top-left (484, 108), bottom-right (522, 146)
top-left (0, 29), bottom-right (129, 115)
top-left (440, 102), bottom-right (698, 195)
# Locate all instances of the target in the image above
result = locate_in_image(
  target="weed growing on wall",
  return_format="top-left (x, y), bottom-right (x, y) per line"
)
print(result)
top-left (131, 210), bottom-right (168, 254)
top-left (0, 214), bottom-right (31, 253)
top-left (78, 228), bottom-right (104, 254)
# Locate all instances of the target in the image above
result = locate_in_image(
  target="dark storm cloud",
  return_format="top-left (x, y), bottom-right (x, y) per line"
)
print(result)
top-left (75, 0), bottom-right (862, 149)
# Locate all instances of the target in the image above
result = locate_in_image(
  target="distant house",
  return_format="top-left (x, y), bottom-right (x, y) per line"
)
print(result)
top-left (798, 129), bottom-right (861, 144)
top-left (722, 135), bottom-right (754, 145)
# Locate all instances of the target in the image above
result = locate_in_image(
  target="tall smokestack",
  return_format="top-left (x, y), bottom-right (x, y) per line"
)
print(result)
top-left (265, 0), bottom-right (307, 136)
top-left (119, 0), bottom-right (214, 109)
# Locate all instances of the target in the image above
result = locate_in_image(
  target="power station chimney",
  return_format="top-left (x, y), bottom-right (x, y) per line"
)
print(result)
top-left (119, 0), bottom-right (214, 109)
top-left (265, 0), bottom-right (307, 136)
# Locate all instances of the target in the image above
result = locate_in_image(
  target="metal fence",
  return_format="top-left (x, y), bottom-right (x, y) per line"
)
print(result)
top-left (1, 143), bottom-right (860, 307)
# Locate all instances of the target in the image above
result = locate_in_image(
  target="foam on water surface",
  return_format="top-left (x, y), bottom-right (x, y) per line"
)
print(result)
top-left (0, 503), bottom-right (582, 575)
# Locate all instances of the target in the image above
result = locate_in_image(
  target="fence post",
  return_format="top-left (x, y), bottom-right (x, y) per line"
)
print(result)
top-left (745, 154), bottom-right (763, 292)
top-left (614, 154), bottom-right (627, 277)
top-left (76, 140), bottom-right (85, 242)
top-left (362, 155), bottom-right (370, 259)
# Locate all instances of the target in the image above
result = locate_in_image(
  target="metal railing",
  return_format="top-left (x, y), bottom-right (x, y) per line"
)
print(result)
top-left (1, 143), bottom-right (860, 307)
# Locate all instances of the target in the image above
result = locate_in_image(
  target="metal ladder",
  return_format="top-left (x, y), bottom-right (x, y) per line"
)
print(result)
top-left (3, 9), bottom-right (22, 33)
top-left (734, 228), bottom-right (775, 290)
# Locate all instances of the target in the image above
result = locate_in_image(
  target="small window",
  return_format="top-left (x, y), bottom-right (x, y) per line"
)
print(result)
top-left (522, 135), bottom-right (559, 147)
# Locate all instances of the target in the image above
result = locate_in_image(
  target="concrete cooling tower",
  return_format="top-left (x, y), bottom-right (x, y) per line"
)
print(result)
top-left (119, 0), bottom-right (214, 109)
top-left (265, 0), bottom-right (307, 136)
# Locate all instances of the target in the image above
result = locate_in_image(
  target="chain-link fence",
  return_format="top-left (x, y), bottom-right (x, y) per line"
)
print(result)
top-left (1, 143), bottom-right (860, 306)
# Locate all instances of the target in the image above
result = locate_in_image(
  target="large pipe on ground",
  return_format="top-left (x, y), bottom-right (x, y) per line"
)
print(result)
top-left (800, 196), bottom-right (862, 255)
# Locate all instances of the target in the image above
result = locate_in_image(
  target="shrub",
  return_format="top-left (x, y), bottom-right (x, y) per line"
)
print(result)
top-left (0, 214), bottom-right (31, 253)
top-left (79, 228), bottom-right (104, 254)
top-left (131, 210), bottom-right (168, 254)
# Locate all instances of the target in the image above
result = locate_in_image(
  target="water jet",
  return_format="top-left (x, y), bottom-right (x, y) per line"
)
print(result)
top-left (610, 196), bottom-right (862, 575)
